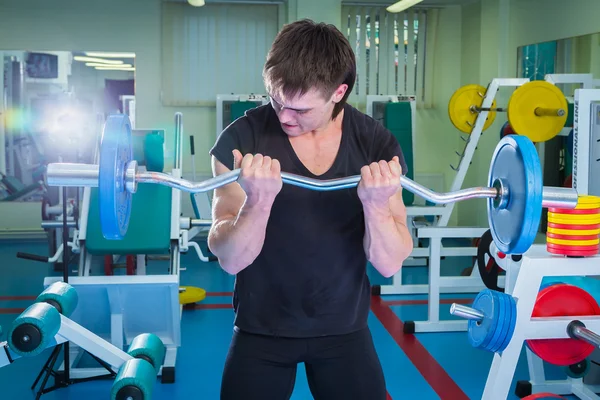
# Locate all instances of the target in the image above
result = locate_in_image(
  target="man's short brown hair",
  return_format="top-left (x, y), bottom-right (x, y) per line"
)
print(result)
top-left (263, 19), bottom-right (356, 119)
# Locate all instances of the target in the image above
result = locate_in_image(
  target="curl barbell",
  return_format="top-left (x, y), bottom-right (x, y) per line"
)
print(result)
top-left (449, 80), bottom-right (569, 142)
top-left (45, 114), bottom-right (579, 253)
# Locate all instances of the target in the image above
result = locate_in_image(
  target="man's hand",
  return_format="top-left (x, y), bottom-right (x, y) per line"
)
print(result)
top-left (233, 149), bottom-right (283, 209)
top-left (357, 156), bottom-right (403, 210)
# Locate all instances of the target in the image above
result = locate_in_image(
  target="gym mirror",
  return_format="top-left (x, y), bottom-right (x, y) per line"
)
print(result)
top-left (0, 50), bottom-right (135, 203)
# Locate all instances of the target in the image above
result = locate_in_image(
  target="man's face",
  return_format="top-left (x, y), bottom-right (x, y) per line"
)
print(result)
top-left (269, 85), bottom-right (347, 136)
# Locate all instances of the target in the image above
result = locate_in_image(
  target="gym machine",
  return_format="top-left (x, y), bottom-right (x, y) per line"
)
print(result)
top-left (0, 281), bottom-right (167, 400)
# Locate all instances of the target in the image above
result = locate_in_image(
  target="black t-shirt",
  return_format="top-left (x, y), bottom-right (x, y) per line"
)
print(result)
top-left (209, 103), bottom-right (408, 338)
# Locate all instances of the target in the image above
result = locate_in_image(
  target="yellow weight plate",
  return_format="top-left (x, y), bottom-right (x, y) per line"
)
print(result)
top-left (548, 212), bottom-right (600, 221)
top-left (548, 215), bottom-right (600, 225)
top-left (179, 286), bottom-right (206, 305)
top-left (575, 203), bottom-right (600, 210)
top-left (448, 84), bottom-right (497, 134)
top-left (546, 237), bottom-right (600, 246)
top-left (547, 227), bottom-right (600, 236)
top-left (507, 81), bottom-right (568, 142)
top-left (576, 196), bottom-right (600, 208)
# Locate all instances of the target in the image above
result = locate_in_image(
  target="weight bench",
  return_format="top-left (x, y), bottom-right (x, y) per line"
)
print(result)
top-left (45, 118), bottom-right (206, 383)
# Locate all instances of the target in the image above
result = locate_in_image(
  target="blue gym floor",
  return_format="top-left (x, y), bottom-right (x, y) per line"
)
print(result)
top-left (0, 238), bottom-right (575, 399)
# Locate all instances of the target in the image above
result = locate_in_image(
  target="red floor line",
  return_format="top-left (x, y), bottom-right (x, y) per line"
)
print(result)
top-left (386, 391), bottom-right (393, 400)
top-left (185, 303), bottom-right (232, 310)
top-left (381, 298), bottom-right (473, 307)
top-left (0, 296), bottom-right (36, 301)
top-left (205, 292), bottom-right (233, 297)
top-left (370, 295), bottom-right (469, 400)
top-left (0, 308), bottom-right (24, 314)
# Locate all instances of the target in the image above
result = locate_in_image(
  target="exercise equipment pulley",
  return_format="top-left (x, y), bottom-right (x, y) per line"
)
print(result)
top-left (448, 80), bottom-right (569, 142)
top-left (45, 114), bottom-right (579, 254)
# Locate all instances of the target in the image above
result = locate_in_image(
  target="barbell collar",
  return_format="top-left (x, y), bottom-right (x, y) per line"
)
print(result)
top-left (449, 303), bottom-right (484, 321)
top-left (535, 107), bottom-right (566, 117)
top-left (568, 320), bottom-right (600, 348)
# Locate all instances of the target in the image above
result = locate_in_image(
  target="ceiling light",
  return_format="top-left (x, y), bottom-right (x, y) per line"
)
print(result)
top-left (85, 52), bottom-right (136, 58)
top-left (94, 66), bottom-right (135, 71)
top-left (73, 56), bottom-right (123, 65)
top-left (188, 0), bottom-right (205, 6)
top-left (387, 0), bottom-right (424, 13)
top-left (86, 63), bottom-right (132, 68)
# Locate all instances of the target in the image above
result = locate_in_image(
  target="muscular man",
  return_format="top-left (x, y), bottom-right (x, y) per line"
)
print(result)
top-left (208, 18), bottom-right (413, 400)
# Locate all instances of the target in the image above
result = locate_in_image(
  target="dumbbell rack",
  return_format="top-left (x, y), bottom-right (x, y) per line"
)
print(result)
top-left (480, 244), bottom-right (600, 399)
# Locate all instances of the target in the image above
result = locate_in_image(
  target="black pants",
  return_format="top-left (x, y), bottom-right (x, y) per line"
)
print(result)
top-left (220, 327), bottom-right (387, 400)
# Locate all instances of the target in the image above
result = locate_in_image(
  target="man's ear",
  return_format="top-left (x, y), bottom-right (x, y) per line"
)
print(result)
top-left (332, 84), bottom-right (348, 103)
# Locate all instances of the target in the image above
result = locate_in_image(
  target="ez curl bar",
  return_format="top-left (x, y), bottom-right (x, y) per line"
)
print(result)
top-left (46, 114), bottom-right (579, 255)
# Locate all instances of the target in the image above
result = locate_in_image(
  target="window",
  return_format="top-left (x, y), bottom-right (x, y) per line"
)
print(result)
top-left (341, 5), bottom-right (429, 107)
top-left (161, 2), bottom-right (280, 106)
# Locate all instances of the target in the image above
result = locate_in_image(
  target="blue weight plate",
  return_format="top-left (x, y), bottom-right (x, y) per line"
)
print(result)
top-left (498, 294), bottom-right (517, 352)
top-left (493, 292), bottom-right (514, 353)
top-left (468, 289), bottom-right (499, 349)
top-left (487, 135), bottom-right (543, 254)
top-left (487, 291), bottom-right (508, 353)
top-left (99, 114), bottom-right (133, 240)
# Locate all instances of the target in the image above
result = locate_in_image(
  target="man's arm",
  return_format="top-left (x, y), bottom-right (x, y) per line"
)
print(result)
top-left (207, 152), bottom-right (282, 275)
top-left (359, 157), bottom-right (413, 278)
top-left (362, 190), bottom-right (413, 278)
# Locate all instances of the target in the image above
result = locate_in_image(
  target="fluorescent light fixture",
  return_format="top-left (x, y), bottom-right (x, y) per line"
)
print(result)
top-left (85, 52), bottom-right (136, 58)
top-left (94, 66), bottom-right (135, 71)
top-left (188, 0), bottom-right (205, 6)
top-left (386, 0), bottom-right (423, 13)
top-left (73, 56), bottom-right (123, 65)
top-left (86, 63), bottom-right (132, 68)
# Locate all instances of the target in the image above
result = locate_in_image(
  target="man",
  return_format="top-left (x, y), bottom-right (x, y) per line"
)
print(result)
top-left (208, 19), bottom-right (413, 400)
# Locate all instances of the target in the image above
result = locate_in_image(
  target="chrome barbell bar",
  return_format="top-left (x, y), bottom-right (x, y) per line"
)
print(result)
top-left (46, 162), bottom-right (578, 209)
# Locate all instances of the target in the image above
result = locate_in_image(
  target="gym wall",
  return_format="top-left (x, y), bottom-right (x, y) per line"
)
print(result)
top-left (0, 0), bottom-right (598, 230)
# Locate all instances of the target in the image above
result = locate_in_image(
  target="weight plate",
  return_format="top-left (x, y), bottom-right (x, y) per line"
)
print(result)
top-left (99, 114), bottom-right (133, 240)
top-left (489, 291), bottom-right (510, 352)
top-left (522, 393), bottom-right (567, 399)
top-left (488, 135), bottom-right (543, 254)
top-left (548, 227), bottom-right (600, 236)
top-left (468, 289), bottom-right (500, 349)
top-left (500, 121), bottom-right (515, 139)
top-left (526, 284), bottom-right (600, 366)
top-left (507, 81), bottom-right (568, 142)
top-left (497, 293), bottom-right (517, 352)
top-left (486, 290), bottom-right (507, 352)
top-left (548, 207), bottom-right (600, 215)
top-left (448, 84), bottom-right (497, 134)
top-left (477, 229), bottom-right (504, 292)
top-left (547, 212), bottom-right (600, 224)
top-left (547, 237), bottom-right (599, 246)
top-left (547, 232), bottom-right (599, 241)
top-left (548, 222), bottom-right (600, 230)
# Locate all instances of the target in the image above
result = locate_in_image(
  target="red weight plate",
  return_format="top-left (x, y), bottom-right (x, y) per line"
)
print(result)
top-left (548, 222), bottom-right (600, 230)
top-left (546, 242), bottom-right (600, 251)
top-left (526, 284), bottom-right (600, 366)
top-left (548, 207), bottom-right (600, 215)
top-left (547, 232), bottom-right (600, 241)
top-left (522, 393), bottom-right (567, 399)
top-left (547, 247), bottom-right (600, 257)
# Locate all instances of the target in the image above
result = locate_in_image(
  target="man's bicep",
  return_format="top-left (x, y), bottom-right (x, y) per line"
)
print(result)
top-left (211, 156), bottom-right (246, 222)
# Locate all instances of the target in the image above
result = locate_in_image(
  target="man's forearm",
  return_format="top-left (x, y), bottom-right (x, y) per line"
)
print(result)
top-left (363, 204), bottom-right (413, 278)
top-left (208, 200), bottom-right (273, 275)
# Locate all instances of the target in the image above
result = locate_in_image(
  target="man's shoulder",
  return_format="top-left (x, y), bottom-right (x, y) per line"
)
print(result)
top-left (343, 103), bottom-right (389, 144)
